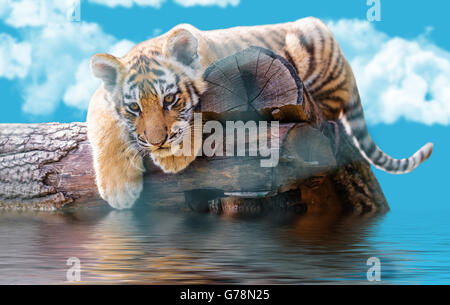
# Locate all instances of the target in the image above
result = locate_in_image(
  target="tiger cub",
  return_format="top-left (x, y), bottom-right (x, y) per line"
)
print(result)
top-left (88, 17), bottom-right (433, 209)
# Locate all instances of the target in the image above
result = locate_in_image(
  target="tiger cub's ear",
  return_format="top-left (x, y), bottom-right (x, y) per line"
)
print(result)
top-left (90, 53), bottom-right (124, 93)
top-left (163, 29), bottom-right (199, 68)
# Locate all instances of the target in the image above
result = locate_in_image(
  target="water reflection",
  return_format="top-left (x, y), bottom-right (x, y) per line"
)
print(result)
top-left (0, 206), bottom-right (448, 284)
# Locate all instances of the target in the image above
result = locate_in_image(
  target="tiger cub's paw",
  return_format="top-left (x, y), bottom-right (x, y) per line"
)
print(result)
top-left (152, 154), bottom-right (197, 174)
top-left (98, 173), bottom-right (144, 210)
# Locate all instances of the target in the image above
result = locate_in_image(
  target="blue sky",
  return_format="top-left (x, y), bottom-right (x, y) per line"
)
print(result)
top-left (0, 0), bottom-right (449, 210)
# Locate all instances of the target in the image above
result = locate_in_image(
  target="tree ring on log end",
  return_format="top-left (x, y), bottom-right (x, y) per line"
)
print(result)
top-left (201, 46), bottom-right (304, 117)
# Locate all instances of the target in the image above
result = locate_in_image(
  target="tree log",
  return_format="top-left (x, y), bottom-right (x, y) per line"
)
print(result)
top-left (0, 121), bottom-right (388, 215)
top-left (0, 123), bottom-right (96, 210)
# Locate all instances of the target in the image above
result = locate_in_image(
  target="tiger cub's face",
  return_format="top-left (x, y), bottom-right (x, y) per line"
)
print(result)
top-left (91, 29), bottom-right (206, 163)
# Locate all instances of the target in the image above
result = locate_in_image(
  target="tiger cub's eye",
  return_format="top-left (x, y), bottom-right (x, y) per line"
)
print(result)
top-left (164, 94), bottom-right (175, 104)
top-left (129, 102), bottom-right (140, 112)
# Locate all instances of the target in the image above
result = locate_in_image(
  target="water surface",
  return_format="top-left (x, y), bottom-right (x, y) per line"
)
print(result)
top-left (0, 205), bottom-right (449, 284)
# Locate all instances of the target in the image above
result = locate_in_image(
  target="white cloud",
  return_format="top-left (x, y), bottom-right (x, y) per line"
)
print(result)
top-left (174, 0), bottom-right (240, 7)
top-left (328, 19), bottom-right (450, 126)
top-left (2, 0), bottom-right (76, 27)
top-left (0, 0), bottom-right (136, 115)
top-left (88, 0), bottom-right (165, 8)
top-left (0, 34), bottom-right (32, 79)
top-left (19, 22), bottom-right (118, 115)
top-left (64, 39), bottom-right (135, 110)
top-left (107, 39), bottom-right (136, 57)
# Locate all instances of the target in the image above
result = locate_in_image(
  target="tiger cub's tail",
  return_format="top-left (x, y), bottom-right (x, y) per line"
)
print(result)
top-left (340, 87), bottom-right (433, 174)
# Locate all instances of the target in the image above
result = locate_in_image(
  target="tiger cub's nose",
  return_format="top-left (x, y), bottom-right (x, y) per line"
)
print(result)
top-left (149, 134), bottom-right (167, 147)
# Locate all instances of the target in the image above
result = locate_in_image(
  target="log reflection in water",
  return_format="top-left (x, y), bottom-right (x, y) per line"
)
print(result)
top-left (0, 207), bottom-right (384, 284)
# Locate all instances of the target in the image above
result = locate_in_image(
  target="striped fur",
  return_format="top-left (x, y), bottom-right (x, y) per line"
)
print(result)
top-left (88, 17), bottom-right (433, 209)
top-left (159, 17), bottom-right (432, 174)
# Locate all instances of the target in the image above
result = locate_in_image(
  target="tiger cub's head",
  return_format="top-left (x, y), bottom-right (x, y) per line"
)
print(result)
top-left (90, 29), bottom-right (206, 171)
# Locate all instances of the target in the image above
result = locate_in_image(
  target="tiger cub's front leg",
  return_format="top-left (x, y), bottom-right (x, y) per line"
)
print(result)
top-left (87, 89), bottom-right (144, 210)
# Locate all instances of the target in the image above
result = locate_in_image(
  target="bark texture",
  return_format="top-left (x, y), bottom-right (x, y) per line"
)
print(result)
top-left (0, 123), bottom-right (96, 210)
